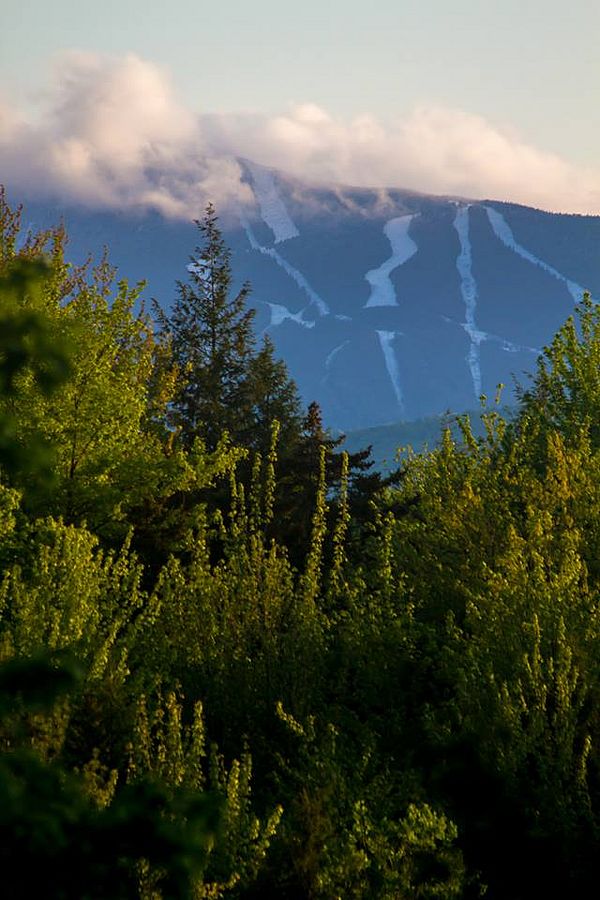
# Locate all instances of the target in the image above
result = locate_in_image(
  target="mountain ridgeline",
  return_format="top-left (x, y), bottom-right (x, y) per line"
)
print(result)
top-left (20, 161), bottom-right (600, 432)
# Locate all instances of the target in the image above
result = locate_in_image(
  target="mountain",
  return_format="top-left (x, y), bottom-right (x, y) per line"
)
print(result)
top-left (340, 406), bottom-right (516, 472)
top-left (16, 163), bottom-right (600, 432)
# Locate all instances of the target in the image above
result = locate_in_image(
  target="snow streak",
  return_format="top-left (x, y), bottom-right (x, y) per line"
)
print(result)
top-left (246, 161), bottom-right (300, 244)
top-left (242, 219), bottom-right (329, 317)
top-left (365, 215), bottom-right (418, 307)
top-left (453, 205), bottom-right (541, 399)
top-left (376, 330), bottom-right (404, 414)
top-left (454, 205), bottom-right (483, 399)
top-left (485, 206), bottom-right (585, 303)
top-left (265, 301), bottom-right (315, 329)
top-left (325, 340), bottom-right (350, 369)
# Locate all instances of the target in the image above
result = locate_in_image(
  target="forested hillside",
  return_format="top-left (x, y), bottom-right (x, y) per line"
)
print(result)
top-left (23, 171), bottom-right (600, 433)
top-left (1, 187), bottom-right (599, 898)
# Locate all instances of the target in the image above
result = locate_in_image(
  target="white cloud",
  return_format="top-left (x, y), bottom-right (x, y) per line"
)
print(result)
top-left (0, 53), bottom-right (253, 217)
top-left (1, 52), bottom-right (599, 217)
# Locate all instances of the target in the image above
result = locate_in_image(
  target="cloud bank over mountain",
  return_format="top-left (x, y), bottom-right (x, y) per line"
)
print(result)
top-left (1, 52), bottom-right (598, 218)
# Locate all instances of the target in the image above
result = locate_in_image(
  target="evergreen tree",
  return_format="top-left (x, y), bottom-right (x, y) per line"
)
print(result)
top-left (157, 204), bottom-right (255, 450)
top-left (298, 401), bottom-right (374, 494)
top-left (238, 333), bottom-right (303, 454)
top-left (274, 401), bottom-right (377, 568)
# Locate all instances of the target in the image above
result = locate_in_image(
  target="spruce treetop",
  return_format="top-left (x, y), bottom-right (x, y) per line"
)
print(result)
top-left (157, 203), bottom-right (255, 449)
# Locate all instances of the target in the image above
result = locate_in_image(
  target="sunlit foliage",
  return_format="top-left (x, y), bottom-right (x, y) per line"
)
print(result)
top-left (1, 191), bottom-right (599, 897)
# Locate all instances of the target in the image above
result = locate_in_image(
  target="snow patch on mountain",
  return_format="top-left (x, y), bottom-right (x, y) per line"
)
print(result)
top-left (485, 206), bottom-right (585, 303)
top-left (266, 302), bottom-right (315, 329)
top-left (486, 333), bottom-right (538, 354)
top-left (443, 313), bottom-right (539, 354)
top-left (376, 330), bottom-right (404, 414)
top-left (242, 220), bottom-right (329, 316)
top-left (365, 215), bottom-right (418, 308)
top-left (325, 340), bottom-right (350, 369)
top-left (246, 161), bottom-right (300, 244)
top-left (454, 205), bottom-right (483, 398)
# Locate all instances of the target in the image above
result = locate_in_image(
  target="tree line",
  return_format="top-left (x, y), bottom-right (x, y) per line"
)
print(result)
top-left (0, 186), bottom-right (599, 897)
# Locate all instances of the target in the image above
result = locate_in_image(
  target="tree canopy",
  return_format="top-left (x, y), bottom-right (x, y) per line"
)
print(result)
top-left (1, 189), bottom-right (600, 898)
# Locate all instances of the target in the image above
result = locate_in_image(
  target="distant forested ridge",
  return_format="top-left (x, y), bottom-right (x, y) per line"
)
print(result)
top-left (1, 186), bottom-right (599, 898)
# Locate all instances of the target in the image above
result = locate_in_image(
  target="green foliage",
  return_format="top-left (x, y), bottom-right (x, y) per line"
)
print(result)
top-left (0, 192), bottom-right (241, 554)
top-left (0, 518), bottom-right (142, 676)
top-left (0, 257), bottom-right (72, 482)
top-left (4, 189), bottom-right (600, 896)
top-left (272, 400), bottom-right (380, 569)
top-left (0, 654), bottom-right (224, 900)
top-left (128, 691), bottom-right (282, 898)
top-left (270, 705), bottom-right (464, 899)
top-left (517, 292), bottom-right (600, 448)
top-left (380, 398), bottom-right (600, 895)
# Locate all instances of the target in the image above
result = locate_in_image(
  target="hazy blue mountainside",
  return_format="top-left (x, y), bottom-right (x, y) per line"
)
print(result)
top-left (17, 162), bottom-right (600, 431)
top-left (340, 406), bottom-right (515, 472)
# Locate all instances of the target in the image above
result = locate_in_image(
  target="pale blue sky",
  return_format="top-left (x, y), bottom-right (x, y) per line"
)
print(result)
top-left (2, 0), bottom-right (598, 166)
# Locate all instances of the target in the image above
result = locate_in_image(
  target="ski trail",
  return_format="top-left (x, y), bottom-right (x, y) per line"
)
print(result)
top-left (246, 161), bottom-right (300, 244)
top-left (365, 215), bottom-right (418, 307)
top-left (441, 313), bottom-right (539, 357)
top-left (478, 331), bottom-right (539, 355)
top-left (376, 330), bottom-right (404, 414)
top-left (266, 301), bottom-right (315, 329)
top-left (242, 219), bottom-right (329, 316)
top-left (453, 205), bottom-right (483, 398)
top-left (325, 340), bottom-right (350, 369)
top-left (485, 206), bottom-right (584, 303)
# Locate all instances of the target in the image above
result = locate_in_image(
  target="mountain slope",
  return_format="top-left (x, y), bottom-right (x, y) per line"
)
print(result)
top-left (17, 164), bottom-right (600, 431)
